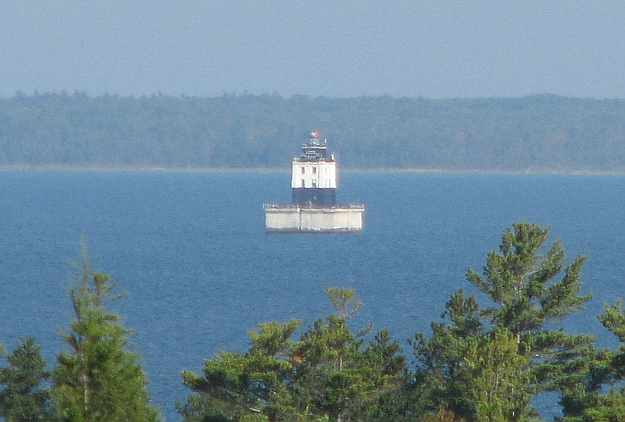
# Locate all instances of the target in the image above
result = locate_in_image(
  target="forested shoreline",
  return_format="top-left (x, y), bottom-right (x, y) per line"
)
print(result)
top-left (3, 93), bottom-right (625, 171)
top-left (3, 223), bottom-right (625, 421)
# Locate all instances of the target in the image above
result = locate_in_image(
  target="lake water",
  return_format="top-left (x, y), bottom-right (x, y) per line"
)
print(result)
top-left (2, 170), bottom-right (625, 420)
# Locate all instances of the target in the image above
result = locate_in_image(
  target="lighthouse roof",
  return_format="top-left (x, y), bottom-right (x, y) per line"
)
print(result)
top-left (294, 130), bottom-right (335, 162)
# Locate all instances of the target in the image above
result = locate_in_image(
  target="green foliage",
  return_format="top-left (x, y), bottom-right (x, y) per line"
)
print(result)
top-left (463, 330), bottom-right (533, 421)
top-left (179, 288), bottom-right (406, 422)
top-left (52, 253), bottom-right (160, 422)
top-left (420, 408), bottom-right (465, 421)
top-left (179, 320), bottom-right (302, 421)
top-left (465, 223), bottom-right (592, 389)
top-left (0, 337), bottom-right (53, 421)
top-left (324, 288), bottom-right (362, 321)
top-left (413, 223), bottom-right (591, 420)
top-left (412, 295), bottom-right (535, 420)
top-left (560, 302), bottom-right (625, 420)
top-left (3, 93), bottom-right (625, 170)
top-left (599, 302), bottom-right (625, 344)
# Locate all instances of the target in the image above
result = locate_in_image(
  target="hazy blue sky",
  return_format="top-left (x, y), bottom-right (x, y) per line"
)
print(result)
top-left (2, 1), bottom-right (624, 98)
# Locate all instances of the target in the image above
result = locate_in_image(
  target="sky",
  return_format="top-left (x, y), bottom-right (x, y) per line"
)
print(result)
top-left (1, 1), bottom-right (625, 98)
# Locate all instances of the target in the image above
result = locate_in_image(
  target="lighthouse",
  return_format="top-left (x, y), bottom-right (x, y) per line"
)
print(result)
top-left (264, 130), bottom-right (365, 232)
top-left (291, 130), bottom-right (337, 207)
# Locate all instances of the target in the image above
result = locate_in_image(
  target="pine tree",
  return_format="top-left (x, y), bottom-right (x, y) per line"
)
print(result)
top-left (0, 337), bottom-right (53, 421)
top-left (289, 288), bottom-right (405, 422)
top-left (180, 319), bottom-right (302, 421)
top-left (179, 288), bottom-right (405, 422)
top-left (560, 301), bottom-right (625, 421)
top-left (413, 223), bottom-right (591, 420)
top-left (52, 253), bottom-right (160, 422)
top-left (465, 223), bottom-right (592, 391)
top-left (412, 292), bottom-right (536, 421)
top-left (463, 330), bottom-right (533, 421)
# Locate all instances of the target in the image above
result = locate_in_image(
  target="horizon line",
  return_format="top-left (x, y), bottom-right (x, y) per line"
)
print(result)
top-left (3, 164), bottom-right (625, 177)
top-left (2, 91), bottom-right (625, 102)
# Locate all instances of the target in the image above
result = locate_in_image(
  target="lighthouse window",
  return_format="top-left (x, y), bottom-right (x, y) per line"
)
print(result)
top-left (301, 167), bottom-right (305, 175)
top-left (312, 167), bottom-right (317, 174)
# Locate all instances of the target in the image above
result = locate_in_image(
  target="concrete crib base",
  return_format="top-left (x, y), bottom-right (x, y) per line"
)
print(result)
top-left (264, 205), bottom-right (365, 233)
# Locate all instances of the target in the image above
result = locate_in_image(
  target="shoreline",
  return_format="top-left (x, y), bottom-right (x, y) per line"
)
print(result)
top-left (2, 164), bottom-right (625, 176)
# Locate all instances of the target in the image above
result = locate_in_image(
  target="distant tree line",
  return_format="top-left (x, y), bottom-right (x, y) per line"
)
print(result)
top-left (2, 93), bottom-right (625, 170)
top-left (4, 223), bottom-right (625, 421)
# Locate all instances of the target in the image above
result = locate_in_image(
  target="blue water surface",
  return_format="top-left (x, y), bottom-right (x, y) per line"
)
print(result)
top-left (1, 170), bottom-right (625, 420)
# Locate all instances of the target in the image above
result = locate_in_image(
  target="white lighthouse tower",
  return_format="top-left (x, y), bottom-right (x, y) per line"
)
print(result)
top-left (264, 130), bottom-right (364, 232)
top-left (291, 129), bottom-right (337, 206)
